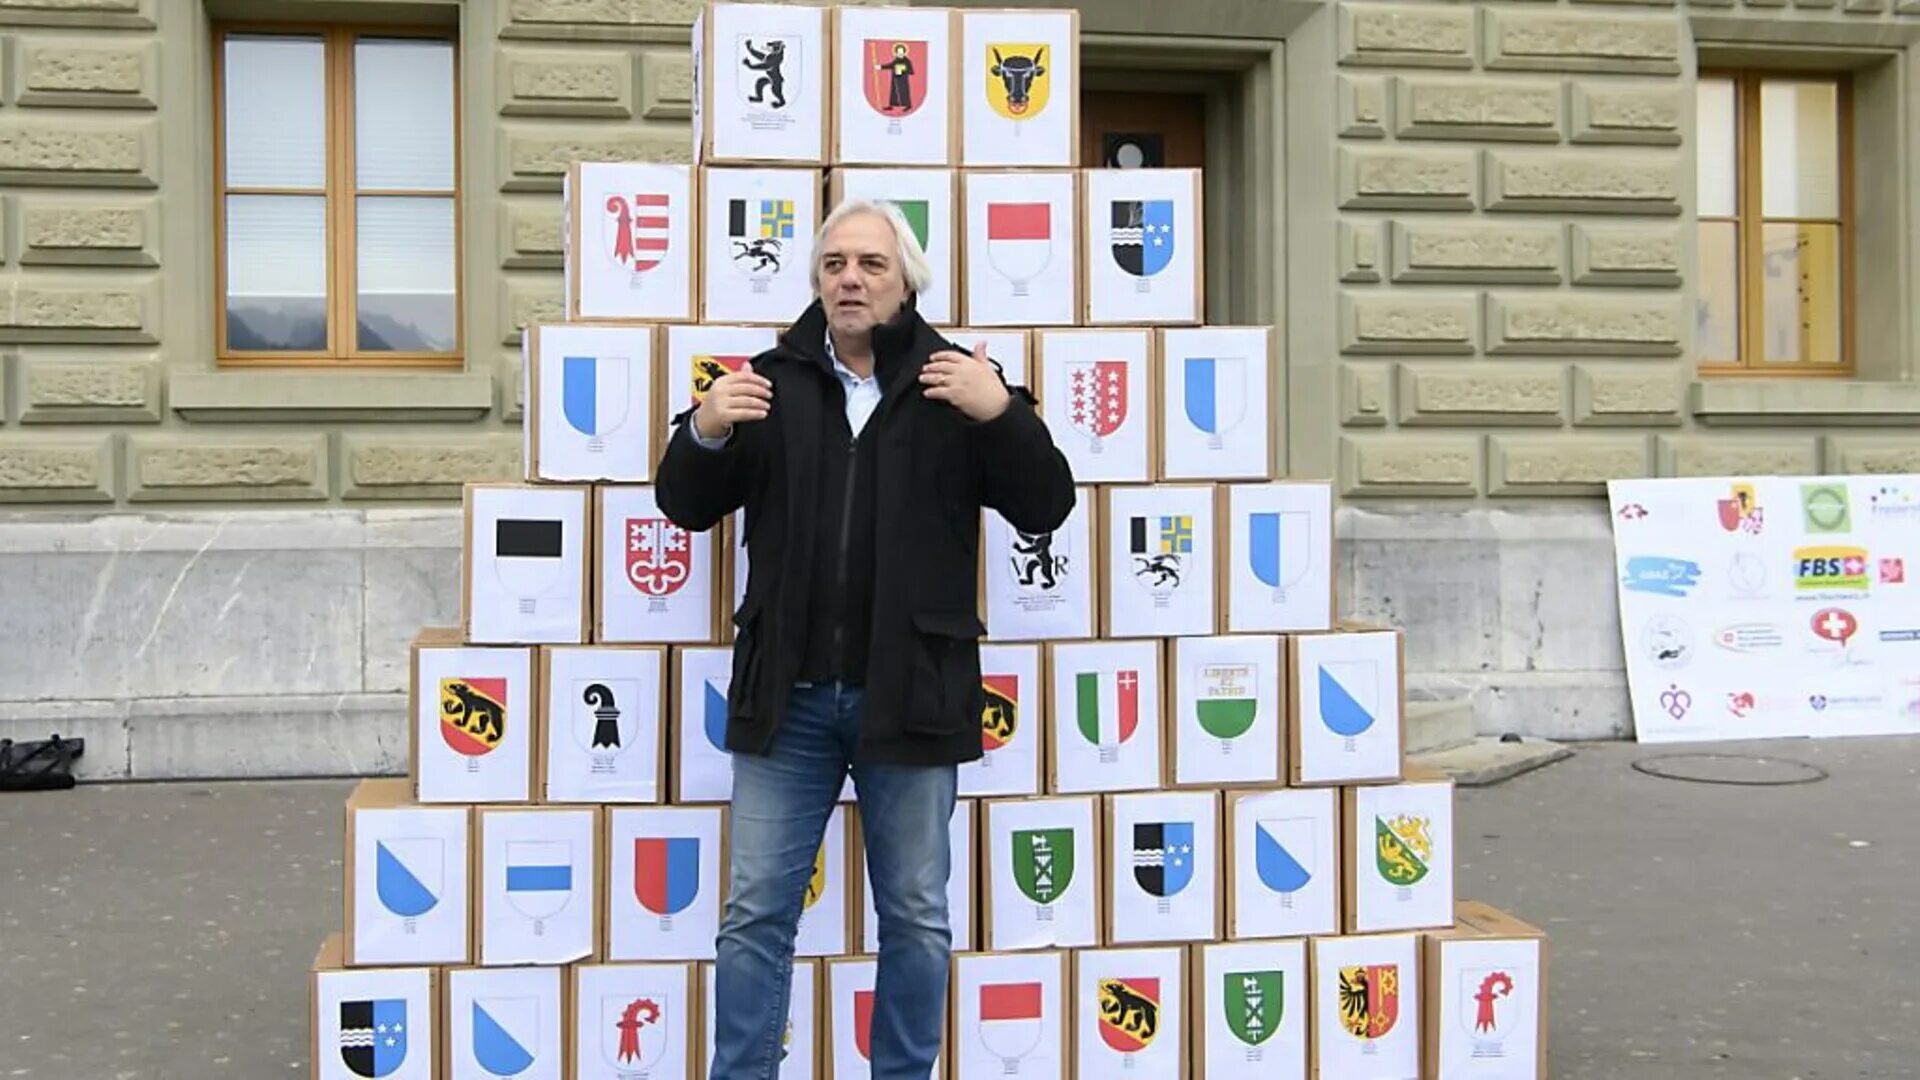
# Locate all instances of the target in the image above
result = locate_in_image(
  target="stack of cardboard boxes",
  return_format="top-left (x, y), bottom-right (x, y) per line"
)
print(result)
top-left (306, 4), bottom-right (1549, 1078)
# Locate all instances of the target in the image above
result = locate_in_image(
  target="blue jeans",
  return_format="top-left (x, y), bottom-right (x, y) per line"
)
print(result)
top-left (711, 681), bottom-right (957, 1079)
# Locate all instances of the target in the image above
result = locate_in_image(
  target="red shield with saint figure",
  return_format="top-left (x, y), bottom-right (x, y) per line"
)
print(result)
top-left (626, 517), bottom-right (691, 598)
top-left (863, 39), bottom-right (928, 118)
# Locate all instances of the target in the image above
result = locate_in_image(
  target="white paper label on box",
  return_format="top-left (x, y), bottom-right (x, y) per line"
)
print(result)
top-left (313, 966), bottom-right (435, 1080)
top-left (1038, 330), bottom-right (1152, 483)
top-left (1295, 630), bottom-right (1402, 783)
top-left (1226, 483), bottom-right (1334, 633)
top-left (943, 328), bottom-right (1031, 394)
top-left (447, 967), bottom-right (564, 1080)
top-left (862, 800), bottom-right (974, 953)
top-left (832, 168), bottom-right (955, 324)
top-left (1435, 938), bottom-right (1544, 1079)
top-left (827, 959), bottom-right (877, 1078)
top-left (572, 963), bottom-right (693, 1080)
top-left (414, 644), bottom-right (533, 804)
top-left (1312, 934), bottom-right (1421, 1079)
top-left (1103, 484), bottom-right (1217, 638)
top-left (1072, 947), bottom-right (1184, 1076)
top-left (984, 797), bottom-right (1099, 950)
top-left (673, 646), bottom-right (736, 802)
top-left (479, 810), bottom-right (597, 966)
top-left (527, 324), bottom-right (657, 483)
top-left (1161, 327), bottom-right (1273, 480)
top-left (1198, 940), bottom-right (1308, 1080)
top-left (1048, 639), bottom-right (1164, 794)
top-left (543, 647), bottom-right (663, 804)
top-left (1084, 169), bottom-right (1201, 325)
top-left (1229, 788), bottom-right (1338, 939)
top-left (702, 960), bottom-right (820, 1079)
top-left (795, 805), bottom-right (851, 958)
top-left (835, 7), bottom-right (953, 165)
top-left (598, 486), bottom-right (717, 644)
top-left (960, 644), bottom-right (1044, 798)
top-left (702, 168), bottom-right (820, 323)
top-left (351, 806), bottom-right (470, 965)
top-left (566, 162), bottom-right (695, 321)
top-left (984, 490), bottom-right (1095, 642)
top-left (1351, 781), bottom-right (1456, 933)
top-left (1172, 635), bottom-right (1283, 787)
top-left (662, 323), bottom-right (778, 433)
top-left (951, 952), bottom-right (1067, 1080)
top-left (1108, 790), bottom-right (1218, 945)
top-left (467, 487), bottom-right (588, 645)
top-left (607, 806), bottom-right (725, 962)
top-left (962, 171), bottom-right (1077, 326)
top-left (960, 10), bottom-right (1076, 167)
top-left (707, 4), bottom-right (825, 163)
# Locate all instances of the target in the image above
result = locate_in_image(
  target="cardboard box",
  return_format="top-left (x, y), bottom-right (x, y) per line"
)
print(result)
top-left (1082, 168), bottom-right (1204, 325)
top-left (1309, 932), bottom-right (1422, 1079)
top-left (949, 950), bottom-right (1070, 1079)
top-left (940, 326), bottom-right (1032, 397)
top-left (983, 486), bottom-right (1096, 642)
top-left (475, 805), bottom-right (601, 966)
top-left (1223, 482), bottom-right (1336, 633)
top-left (854, 798), bottom-right (975, 954)
top-left (409, 628), bottom-right (536, 804)
top-left (823, 956), bottom-right (947, 1076)
top-left (1099, 483), bottom-right (1218, 639)
top-left (462, 483), bottom-right (591, 645)
top-left (1159, 327), bottom-right (1274, 481)
top-left (594, 485), bottom-right (719, 644)
top-left (563, 161), bottom-right (697, 322)
top-left (660, 322), bottom-right (779, 433)
top-left (523, 322), bottom-right (660, 484)
top-left (700, 166), bottom-right (823, 325)
top-left (1224, 787), bottom-right (1340, 940)
top-left (443, 964), bottom-right (567, 1079)
top-left (1070, 946), bottom-right (1186, 1077)
top-left (1036, 328), bottom-right (1156, 483)
top-left (960, 643), bottom-right (1046, 798)
top-left (538, 645), bottom-right (665, 804)
top-left (309, 933), bottom-right (436, 1080)
top-left (694, 2), bottom-right (828, 166)
top-left (1423, 902), bottom-right (1549, 1079)
top-left (1193, 939), bottom-right (1309, 1080)
top-left (981, 795), bottom-right (1103, 951)
top-left (1344, 771), bottom-right (1457, 934)
top-left (571, 962), bottom-right (698, 1080)
top-left (668, 645), bottom-right (736, 803)
top-left (1044, 639), bottom-right (1165, 795)
top-left (959, 169), bottom-right (1079, 326)
top-left (958, 8), bottom-right (1079, 167)
top-left (831, 6), bottom-right (957, 166)
top-left (794, 803), bottom-right (855, 958)
top-left (1168, 634), bottom-right (1285, 789)
top-left (699, 959), bottom-right (821, 1078)
top-left (343, 778), bottom-right (470, 967)
top-left (827, 167), bottom-right (958, 325)
top-left (1102, 789), bottom-right (1221, 946)
top-left (606, 805), bottom-right (728, 962)
top-left (1288, 627), bottom-right (1405, 787)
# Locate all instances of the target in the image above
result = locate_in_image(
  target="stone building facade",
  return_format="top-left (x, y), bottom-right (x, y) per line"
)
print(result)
top-left (2, 0), bottom-right (1917, 776)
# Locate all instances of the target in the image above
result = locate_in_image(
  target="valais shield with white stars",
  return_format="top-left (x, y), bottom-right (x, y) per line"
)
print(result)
top-left (1066, 360), bottom-right (1128, 442)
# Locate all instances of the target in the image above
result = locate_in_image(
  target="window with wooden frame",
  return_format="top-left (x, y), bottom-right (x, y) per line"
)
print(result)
top-left (1696, 72), bottom-right (1852, 375)
top-left (214, 25), bottom-right (461, 367)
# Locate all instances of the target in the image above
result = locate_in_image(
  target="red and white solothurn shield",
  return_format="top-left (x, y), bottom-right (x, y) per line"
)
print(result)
top-left (1067, 360), bottom-right (1129, 440)
top-left (626, 517), bottom-right (691, 597)
top-left (603, 193), bottom-right (670, 274)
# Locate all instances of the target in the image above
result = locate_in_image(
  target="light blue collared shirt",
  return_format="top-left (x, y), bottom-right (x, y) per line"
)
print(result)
top-left (689, 332), bottom-right (879, 448)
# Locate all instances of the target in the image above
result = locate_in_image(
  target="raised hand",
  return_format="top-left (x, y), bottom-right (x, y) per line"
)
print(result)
top-left (920, 340), bottom-right (1011, 422)
top-left (693, 369), bottom-right (772, 440)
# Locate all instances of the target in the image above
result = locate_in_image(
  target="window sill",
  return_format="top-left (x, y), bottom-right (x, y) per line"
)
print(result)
top-left (171, 370), bottom-right (496, 423)
top-left (1691, 378), bottom-right (1920, 427)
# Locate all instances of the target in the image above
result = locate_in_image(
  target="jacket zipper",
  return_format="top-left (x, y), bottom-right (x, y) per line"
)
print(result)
top-left (831, 433), bottom-right (857, 677)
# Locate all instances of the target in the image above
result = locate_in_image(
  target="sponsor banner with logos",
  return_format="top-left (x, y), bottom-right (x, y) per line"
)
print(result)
top-left (1608, 475), bottom-right (1920, 743)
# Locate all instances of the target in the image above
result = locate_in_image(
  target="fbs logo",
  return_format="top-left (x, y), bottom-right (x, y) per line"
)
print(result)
top-left (1801, 483), bottom-right (1852, 533)
top-left (1794, 547), bottom-right (1870, 592)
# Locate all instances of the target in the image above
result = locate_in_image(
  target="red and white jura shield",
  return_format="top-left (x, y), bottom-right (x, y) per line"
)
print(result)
top-left (1067, 360), bottom-right (1128, 440)
top-left (604, 193), bottom-right (671, 273)
top-left (626, 518), bottom-right (692, 597)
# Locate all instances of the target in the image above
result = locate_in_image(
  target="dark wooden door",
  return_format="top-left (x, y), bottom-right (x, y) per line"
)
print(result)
top-left (1080, 91), bottom-right (1207, 169)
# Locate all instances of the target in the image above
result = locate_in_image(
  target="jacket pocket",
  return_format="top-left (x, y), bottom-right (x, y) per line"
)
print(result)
top-left (903, 610), bottom-right (986, 736)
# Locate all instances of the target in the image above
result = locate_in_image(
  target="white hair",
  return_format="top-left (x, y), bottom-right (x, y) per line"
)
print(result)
top-left (810, 198), bottom-right (934, 297)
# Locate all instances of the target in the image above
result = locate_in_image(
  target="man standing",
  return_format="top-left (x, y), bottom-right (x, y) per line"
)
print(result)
top-left (656, 201), bottom-right (1075, 1079)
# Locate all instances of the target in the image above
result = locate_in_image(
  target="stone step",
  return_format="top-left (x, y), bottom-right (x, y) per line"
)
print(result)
top-left (1411, 736), bottom-right (1574, 787)
top-left (1405, 697), bottom-right (1476, 756)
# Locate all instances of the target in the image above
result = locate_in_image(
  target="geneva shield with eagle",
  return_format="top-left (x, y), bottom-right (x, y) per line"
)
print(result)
top-left (1338, 964), bottom-right (1399, 1041)
top-left (864, 39), bottom-right (927, 117)
top-left (1097, 977), bottom-right (1160, 1054)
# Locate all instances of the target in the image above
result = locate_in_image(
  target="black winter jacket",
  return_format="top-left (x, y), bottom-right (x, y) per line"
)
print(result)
top-left (655, 300), bottom-right (1077, 766)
